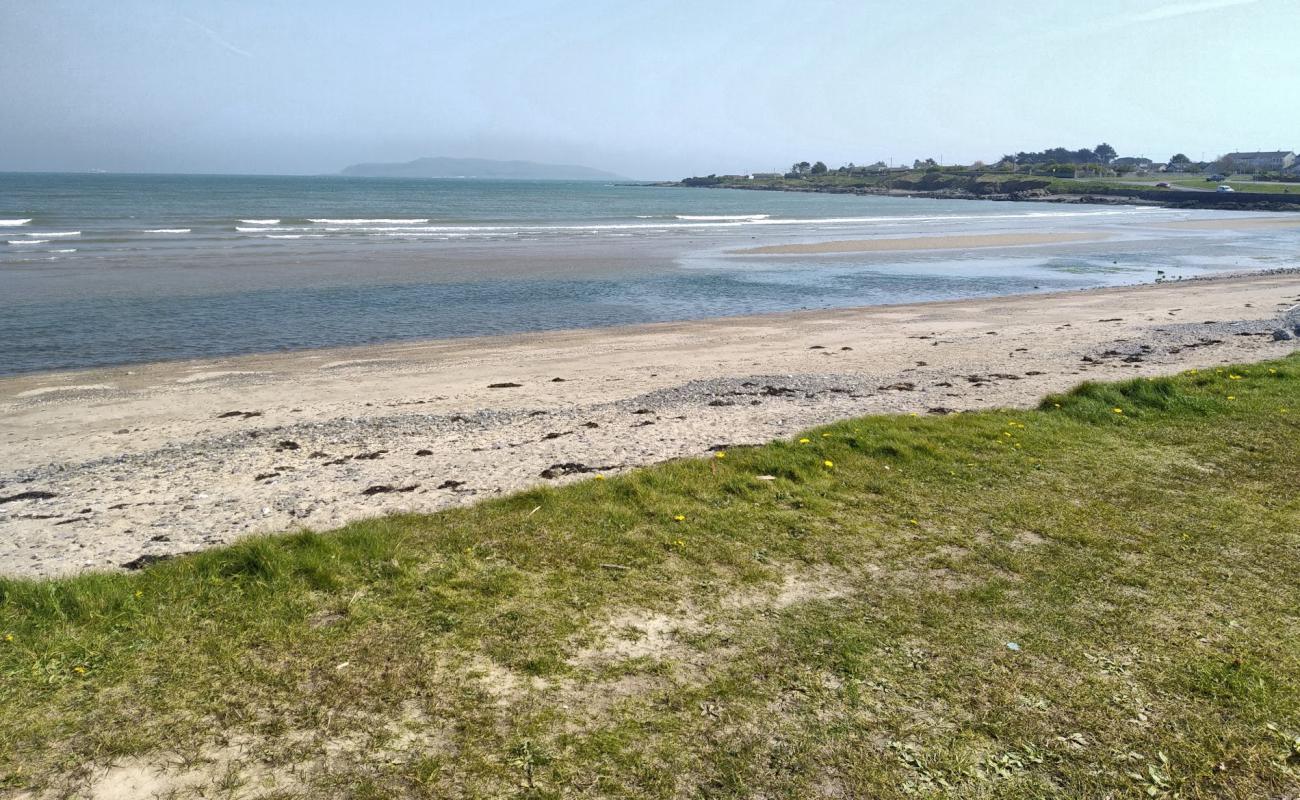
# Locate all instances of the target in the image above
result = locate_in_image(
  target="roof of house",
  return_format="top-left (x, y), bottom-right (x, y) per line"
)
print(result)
top-left (1225, 151), bottom-right (1295, 159)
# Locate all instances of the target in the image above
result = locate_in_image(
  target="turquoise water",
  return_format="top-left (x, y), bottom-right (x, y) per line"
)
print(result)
top-left (1, 173), bottom-right (1293, 375)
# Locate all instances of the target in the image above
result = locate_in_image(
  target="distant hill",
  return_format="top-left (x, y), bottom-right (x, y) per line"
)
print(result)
top-left (340, 157), bottom-right (623, 180)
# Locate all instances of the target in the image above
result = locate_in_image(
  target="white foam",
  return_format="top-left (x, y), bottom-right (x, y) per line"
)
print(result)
top-left (308, 218), bottom-right (430, 224)
top-left (7, 239), bottom-right (48, 245)
top-left (675, 214), bottom-right (771, 221)
top-left (239, 219), bottom-right (279, 224)
top-left (0, 219), bottom-right (32, 227)
top-left (24, 231), bottom-right (79, 237)
top-left (140, 228), bottom-right (191, 233)
top-left (50, 248), bottom-right (77, 253)
top-left (264, 234), bottom-right (324, 239)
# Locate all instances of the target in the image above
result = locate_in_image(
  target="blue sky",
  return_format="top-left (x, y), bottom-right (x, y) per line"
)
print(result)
top-left (1, 0), bottom-right (1295, 178)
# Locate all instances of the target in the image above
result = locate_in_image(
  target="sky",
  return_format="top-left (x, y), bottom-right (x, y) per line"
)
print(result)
top-left (1, 0), bottom-right (1297, 179)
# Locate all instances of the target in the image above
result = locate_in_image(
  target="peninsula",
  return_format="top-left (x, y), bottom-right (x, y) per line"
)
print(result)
top-left (676, 145), bottom-right (1300, 210)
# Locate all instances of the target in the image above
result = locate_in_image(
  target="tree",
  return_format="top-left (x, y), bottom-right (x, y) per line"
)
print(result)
top-left (1094, 143), bottom-right (1117, 164)
top-left (790, 161), bottom-right (812, 176)
top-left (810, 161), bottom-right (828, 175)
top-left (1169, 153), bottom-right (1191, 165)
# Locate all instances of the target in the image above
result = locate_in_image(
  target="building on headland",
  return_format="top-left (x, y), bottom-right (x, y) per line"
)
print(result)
top-left (1221, 151), bottom-right (1296, 172)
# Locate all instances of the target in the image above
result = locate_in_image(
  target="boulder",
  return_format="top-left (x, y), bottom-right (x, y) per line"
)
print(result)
top-left (1273, 328), bottom-right (1295, 341)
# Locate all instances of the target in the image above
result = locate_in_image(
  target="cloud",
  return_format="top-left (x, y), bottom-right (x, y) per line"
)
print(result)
top-left (182, 16), bottom-right (253, 59)
top-left (1121, 0), bottom-right (1260, 24)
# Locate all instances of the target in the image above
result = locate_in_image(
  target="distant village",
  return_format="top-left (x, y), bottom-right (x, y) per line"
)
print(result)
top-left (739, 147), bottom-right (1299, 181)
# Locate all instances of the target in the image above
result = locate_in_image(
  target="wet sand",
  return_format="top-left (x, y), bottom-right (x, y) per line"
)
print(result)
top-left (2, 271), bottom-right (1298, 578)
top-left (735, 231), bottom-right (1105, 255)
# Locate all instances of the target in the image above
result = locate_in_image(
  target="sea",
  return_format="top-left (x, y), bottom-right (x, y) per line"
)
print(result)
top-left (2, 172), bottom-right (1296, 377)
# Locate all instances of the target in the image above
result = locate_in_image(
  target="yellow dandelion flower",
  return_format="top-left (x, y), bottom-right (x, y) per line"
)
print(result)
top-left (134, 590), bottom-right (142, 598)
top-left (1268, 368), bottom-right (1277, 374)
top-left (1227, 395), bottom-right (1236, 400)
top-left (909, 519), bottom-right (919, 525)
top-left (74, 666), bottom-right (86, 674)
top-left (823, 460), bottom-right (834, 468)
top-left (799, 438), bottom-right (810, 444)
top-left (3, 633), bottom-right (12, 643)
top-left (1113, 408), bottom-right (1123, 414)
top-left (821, 433), bottom-right (831, 438)
top-left (714, 451), bottom-right (726, 459)
top-left (594, 474), bottom-right (606, 480)
top-left (1229, 374), bottom-right (1242, 380)
top-left (674, 515), bottom-right (685, 521)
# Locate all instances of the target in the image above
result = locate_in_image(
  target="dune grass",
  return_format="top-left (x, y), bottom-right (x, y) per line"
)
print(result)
top-left (2, 355), bottom-right (1299, 798)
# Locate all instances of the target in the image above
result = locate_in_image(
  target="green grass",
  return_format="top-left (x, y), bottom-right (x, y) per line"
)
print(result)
top-left (1167, 179), bottom-right (1300, 195)
top-left (3, 356), bottom-right (1300, 798)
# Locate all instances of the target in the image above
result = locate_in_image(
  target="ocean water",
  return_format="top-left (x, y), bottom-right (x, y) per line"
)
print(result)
top-left (2, 173), bottom-right (1296, 376)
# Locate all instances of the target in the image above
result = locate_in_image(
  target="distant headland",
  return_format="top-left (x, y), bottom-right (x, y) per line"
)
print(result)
top-left (340, 157), bottom-right (623, 180)
top-left (673, 144), bottom-right (1300, 210)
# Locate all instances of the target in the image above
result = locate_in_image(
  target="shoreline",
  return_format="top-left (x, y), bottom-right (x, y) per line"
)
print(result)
top-left (672, 179), bottom-right (1300, 212)
top-left (3, 270), bottom-right (1299, 578)
top-left (732, 231), bottom-right (1106, 255)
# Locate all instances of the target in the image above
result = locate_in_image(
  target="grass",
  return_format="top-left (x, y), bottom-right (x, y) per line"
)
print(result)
top-left (1167, 179), bottom-right (1300, 195)
top-left (3, 355), bottom-right (1300, 798)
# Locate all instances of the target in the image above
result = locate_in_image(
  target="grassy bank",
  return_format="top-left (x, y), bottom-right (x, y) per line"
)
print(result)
top-left (3, 355), bottom-right (1300, 798)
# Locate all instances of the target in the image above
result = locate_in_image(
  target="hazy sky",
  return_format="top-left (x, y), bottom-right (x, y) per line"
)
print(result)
top-left (2, 0), bottom-right (1296, 179)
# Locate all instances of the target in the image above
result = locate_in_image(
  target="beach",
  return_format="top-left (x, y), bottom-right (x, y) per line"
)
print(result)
top-left (3, 270), bottom-right (1297, 578)
top-left (733, 231), bottom-right (1106, 254)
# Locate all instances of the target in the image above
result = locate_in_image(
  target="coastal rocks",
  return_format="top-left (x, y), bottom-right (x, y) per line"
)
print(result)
top-left (217, 410), bottom-right (262, 419)
top-left (488, 382), bottom-right (523, 389)
top-left (1274, 328), bottom-right (1295, 341)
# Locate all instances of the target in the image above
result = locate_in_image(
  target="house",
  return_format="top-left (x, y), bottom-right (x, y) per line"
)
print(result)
top-left (1221, 151), bottom-right (1296, 172)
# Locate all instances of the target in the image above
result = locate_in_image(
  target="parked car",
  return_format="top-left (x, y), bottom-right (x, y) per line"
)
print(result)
top-left (1206, 174), bottom-right (1226, 181)
top-left (1155, 182), bottom-right (1171, 188)
top-left (1216, 185), bottom-right (1235, 193)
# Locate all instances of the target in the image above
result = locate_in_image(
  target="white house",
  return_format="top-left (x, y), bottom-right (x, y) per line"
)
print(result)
top-left (1222, 151), bottom-right (1296, 172)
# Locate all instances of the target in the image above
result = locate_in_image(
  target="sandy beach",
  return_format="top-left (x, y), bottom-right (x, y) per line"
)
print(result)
top-left (2, 271), bottom-right (1298, 578)
top-left (734, 231), bottom-right (1107, 254)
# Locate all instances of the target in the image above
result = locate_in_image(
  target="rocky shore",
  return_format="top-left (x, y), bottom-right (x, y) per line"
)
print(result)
top-left (672, 181), bottom-right (1300, 212)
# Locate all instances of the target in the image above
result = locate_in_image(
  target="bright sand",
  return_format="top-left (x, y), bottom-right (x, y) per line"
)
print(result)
top-left (2, 271), bottom-right (1298, 577)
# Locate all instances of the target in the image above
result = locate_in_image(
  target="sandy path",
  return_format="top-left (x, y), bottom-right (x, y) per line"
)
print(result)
top-left (2, 272), bottom-right (1298, 578)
